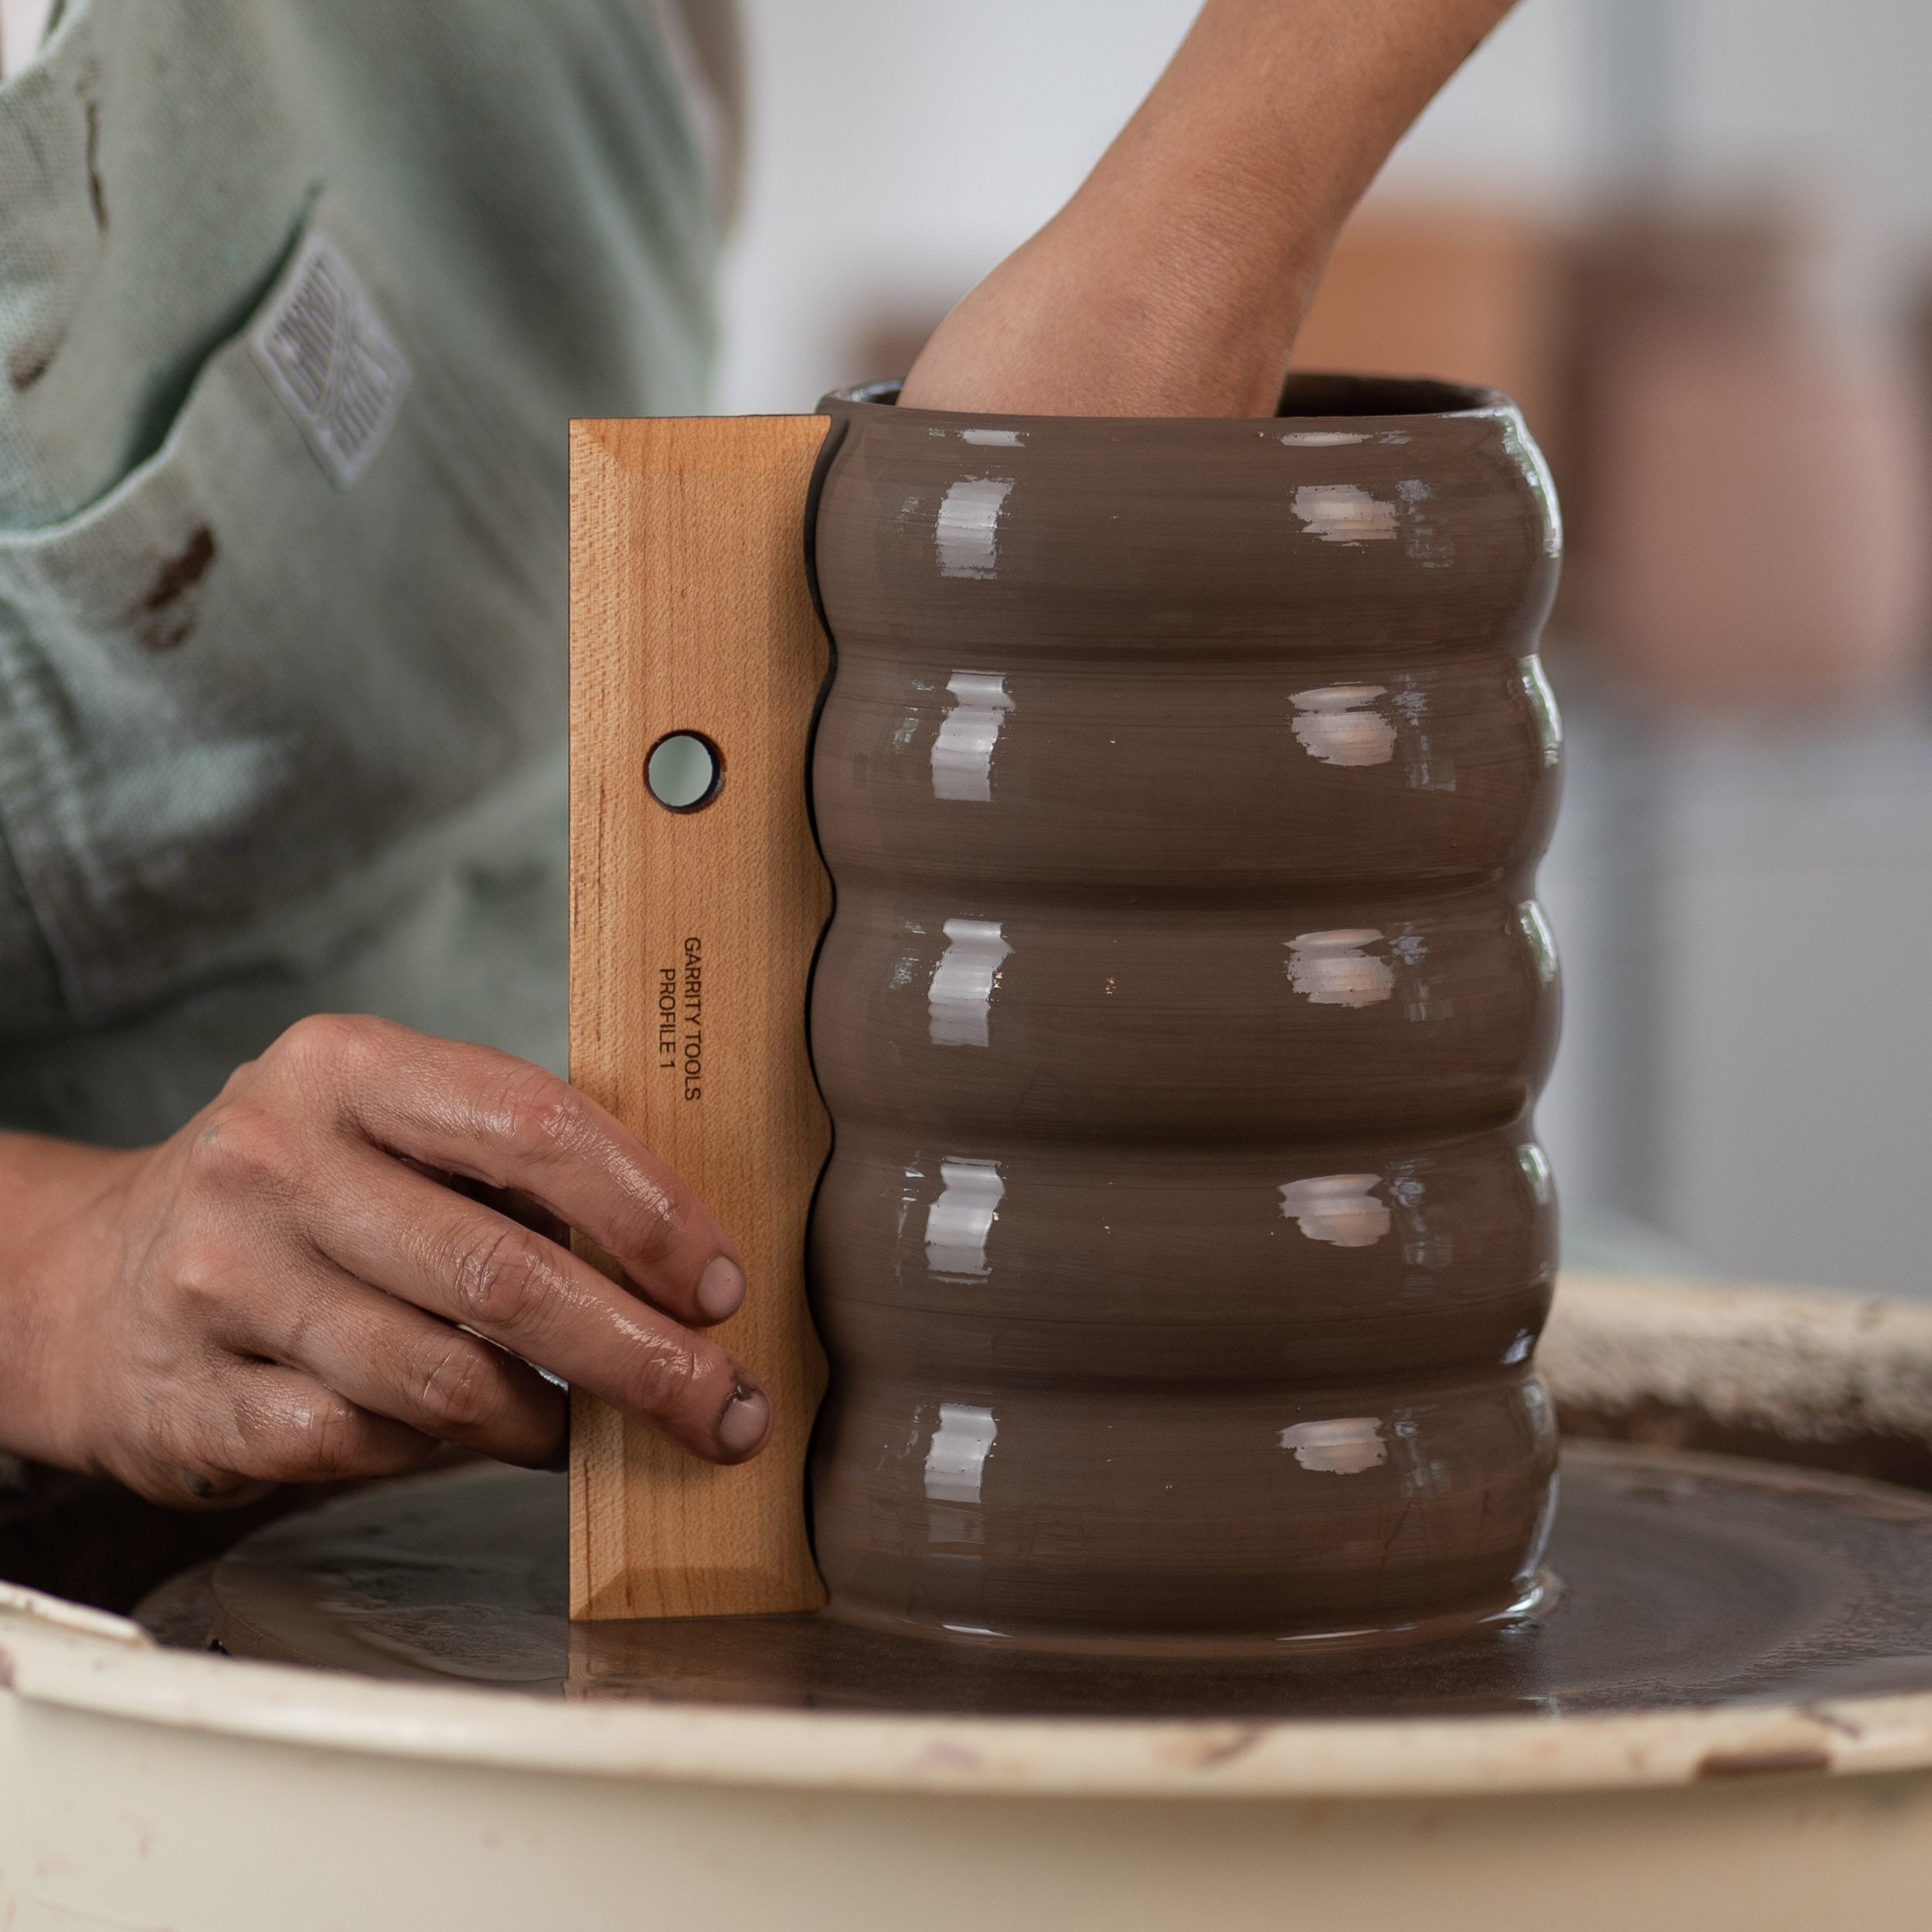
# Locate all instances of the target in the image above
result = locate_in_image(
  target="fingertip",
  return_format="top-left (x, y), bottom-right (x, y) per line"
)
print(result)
top-left (694, 1255), bottom-right (747, 1323)
top-left (174, 1469), bottom-right (277, 1512)
top-left (715, 1380), bottom-right (771, 1461)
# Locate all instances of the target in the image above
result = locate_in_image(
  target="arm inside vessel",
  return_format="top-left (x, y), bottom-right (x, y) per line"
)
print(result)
top-left (899, 0), bottom-right (1518, 417)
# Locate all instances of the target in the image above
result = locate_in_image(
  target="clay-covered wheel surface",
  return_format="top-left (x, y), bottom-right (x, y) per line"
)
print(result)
top-left (184, 1441), bottom-right (1932, 1718)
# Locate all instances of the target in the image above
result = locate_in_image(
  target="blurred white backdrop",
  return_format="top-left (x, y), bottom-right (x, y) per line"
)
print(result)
top-left (716, 0), bottom-right (1932, 412)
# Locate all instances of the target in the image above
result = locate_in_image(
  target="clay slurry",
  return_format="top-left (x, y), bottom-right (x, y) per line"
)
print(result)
top-left (192, 1444), bottom-right (1932, 1717)
top-left (803, 375), bottom-right (1564, 1646)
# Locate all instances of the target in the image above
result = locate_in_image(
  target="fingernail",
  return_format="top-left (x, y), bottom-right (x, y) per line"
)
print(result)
top-left (696, 1256), bottom-right (747, 1322)
top-left (716, 1381), bottom-right (770, 1458)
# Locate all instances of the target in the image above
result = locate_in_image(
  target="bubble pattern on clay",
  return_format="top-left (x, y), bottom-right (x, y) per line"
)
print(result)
top-left (806, 375), bottom-right (1564, 1645)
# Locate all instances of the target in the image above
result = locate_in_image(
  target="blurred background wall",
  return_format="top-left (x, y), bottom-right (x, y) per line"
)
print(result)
top-left (716, 0), bottom-right (1932, 1298)
top-left (715, 0), bottom-right (1932, 412)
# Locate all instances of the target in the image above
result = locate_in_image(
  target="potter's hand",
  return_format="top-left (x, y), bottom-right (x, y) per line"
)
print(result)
top-left (0, 1015), bottom-right (767, 1506)
top-left (900, 0), bottom-right (1517, 417)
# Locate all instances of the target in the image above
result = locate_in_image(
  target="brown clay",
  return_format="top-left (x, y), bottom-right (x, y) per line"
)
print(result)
top-left (803, 374), bottom-right (1564, 1646)
top-left (189, 1444), bottom-right (1932, 1718)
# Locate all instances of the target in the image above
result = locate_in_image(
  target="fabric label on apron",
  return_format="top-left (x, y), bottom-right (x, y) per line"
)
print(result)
top-left (251, 233), bottom-right (413, 489)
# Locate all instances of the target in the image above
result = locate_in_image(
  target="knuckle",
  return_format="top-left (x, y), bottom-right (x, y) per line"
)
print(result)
top-left (227, 1382), bottom-right (365, 1484)
top-left (495, 1067), bottom-right (592, 1165)
top-left (277, 1011), bottom-right (366, 1066)
top-left (294, 1390), bottom-right (372, 1482)
top-left (449, 1223), bottom-right (549, 1334)
top-left (414, 1339), bottom-right (497, 1434)
top-left (165, 1233), bottom-right (247, 1318)
top-left (624, 1338), bottom-right (700, 1421)
top-left (184, 1100), bottom-right (301, 1201)
top-left (620, 1180), bottom-right (688, 1267)
top-left (270, 1012), bottom-right (395, 1091)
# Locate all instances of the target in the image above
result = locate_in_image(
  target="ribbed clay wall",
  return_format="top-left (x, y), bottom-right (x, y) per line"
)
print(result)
top-left (807, 374), bottom-right (1563, 1646)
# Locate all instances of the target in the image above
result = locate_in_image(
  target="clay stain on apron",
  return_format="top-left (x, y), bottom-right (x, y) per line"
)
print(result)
top-left (131, 524), bottom-right (217, 652)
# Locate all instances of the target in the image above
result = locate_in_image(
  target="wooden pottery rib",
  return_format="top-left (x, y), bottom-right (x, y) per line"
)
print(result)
top-left (567, 416), bottom-right (831, 1621)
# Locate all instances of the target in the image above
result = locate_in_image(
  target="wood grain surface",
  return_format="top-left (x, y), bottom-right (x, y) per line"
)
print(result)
top-left (567, 416), bottom-right (831, 1621)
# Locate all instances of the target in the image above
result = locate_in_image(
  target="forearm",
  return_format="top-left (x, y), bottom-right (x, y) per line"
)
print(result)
top-left (902, 0), bottom-right (1517, 416)
top-left (0, 1131), bottom-right (132, 1468)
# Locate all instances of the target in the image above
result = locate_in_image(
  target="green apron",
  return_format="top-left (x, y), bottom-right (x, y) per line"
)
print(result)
top-left (0, 0), bottom-right (730, 1145)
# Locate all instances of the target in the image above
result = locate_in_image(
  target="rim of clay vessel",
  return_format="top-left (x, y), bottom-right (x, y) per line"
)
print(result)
top-left (10, 1275), bottom-right (1932, 1802)
top-left (822, 371), bottom-right (1512, 422)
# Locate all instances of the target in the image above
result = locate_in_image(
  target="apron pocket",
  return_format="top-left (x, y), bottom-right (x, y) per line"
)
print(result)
top-left (0, 188), bottom-right (563, 1023)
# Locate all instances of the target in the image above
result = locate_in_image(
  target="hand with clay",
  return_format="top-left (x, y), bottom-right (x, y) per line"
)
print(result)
top-left (902, 0), bottom-right (1519, 417)
top-left (0, 1017), bottom-right (767, 1507)
top-left (0, 0), bottom-right (1515, 1509)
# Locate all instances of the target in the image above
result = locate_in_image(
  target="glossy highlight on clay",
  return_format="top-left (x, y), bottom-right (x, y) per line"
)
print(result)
top-left (805, 373), bottom-right (1564, 1648)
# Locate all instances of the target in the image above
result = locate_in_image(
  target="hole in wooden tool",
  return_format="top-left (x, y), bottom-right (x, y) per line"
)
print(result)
top-left (645, 732), bottom-right (724, 812)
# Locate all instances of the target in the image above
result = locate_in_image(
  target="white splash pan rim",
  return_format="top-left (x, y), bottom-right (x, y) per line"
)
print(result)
top-left (12, 1268), bottom-right (1932, 1804)
top-left (5, 1578), bottom-right (1931, 1801)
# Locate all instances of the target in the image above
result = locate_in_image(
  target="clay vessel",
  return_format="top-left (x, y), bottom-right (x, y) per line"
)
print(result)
top-left (806, 374), bottom-right (1563, 1647)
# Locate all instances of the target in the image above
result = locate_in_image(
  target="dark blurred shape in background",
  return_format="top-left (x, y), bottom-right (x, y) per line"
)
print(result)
top-left (1570, 209), bottom-right (1927, 709)
top-left (1294, 202), bottom-right (1931, 712)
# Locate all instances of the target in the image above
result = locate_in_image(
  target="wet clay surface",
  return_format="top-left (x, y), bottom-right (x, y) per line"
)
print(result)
top-left (804, 375), bottom-right (1564, 1641)
top-left (182, 1443), bottom-right (1932, 1717)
